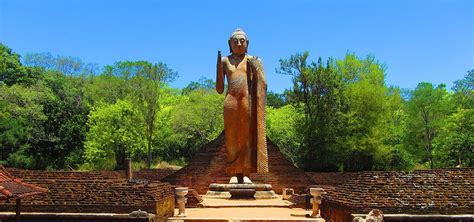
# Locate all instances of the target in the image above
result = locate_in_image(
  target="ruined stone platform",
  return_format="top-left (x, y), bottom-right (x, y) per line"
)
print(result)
top-left (168, 207), bottom-right (325, 222)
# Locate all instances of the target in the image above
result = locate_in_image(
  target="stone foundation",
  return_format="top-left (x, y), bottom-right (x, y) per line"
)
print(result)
top-left (0, 171), bottom-right (175, 220)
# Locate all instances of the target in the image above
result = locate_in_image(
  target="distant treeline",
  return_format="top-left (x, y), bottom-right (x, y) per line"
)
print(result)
top-left (0, 43), bottom-right (472, 171)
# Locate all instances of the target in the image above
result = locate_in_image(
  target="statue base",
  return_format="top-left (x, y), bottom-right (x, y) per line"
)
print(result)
top-left (205, 178), bottom-right (279, 199)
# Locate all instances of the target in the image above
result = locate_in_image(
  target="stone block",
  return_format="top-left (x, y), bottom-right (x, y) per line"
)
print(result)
top-left (230, 189), bottom-right (256, 199)
top-left (204, 191), bottom-right (231, 199)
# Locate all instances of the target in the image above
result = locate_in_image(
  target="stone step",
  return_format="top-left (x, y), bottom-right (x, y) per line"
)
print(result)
top-left (205, 190), bottom-right (279, 200)
top-left (198, 196), bottom-right (292, 208)
top-left (168, 207), bottom-right (324, 221)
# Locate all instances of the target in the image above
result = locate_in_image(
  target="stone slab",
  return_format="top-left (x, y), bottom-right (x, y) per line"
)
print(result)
top-left (230, 189), bottom-right (256, 199)
top-left (199, 196), bottom-right (294, 208)
top-left (254, 191), bottom-right (279, 199)
top-left (209, 183), bottom-right (273, 191)
top-left (205, 191), bottom-right (232, 199)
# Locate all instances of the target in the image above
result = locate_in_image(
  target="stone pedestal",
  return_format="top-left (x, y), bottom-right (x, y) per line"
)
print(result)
top-left (282, 188), bottom-right (294, 200)
top-left (309, 188), bottom-right (326, 218)
top-left (205, 178), bottom-right (279, 199)
top-left (175, 187), bottom-right (188, 217)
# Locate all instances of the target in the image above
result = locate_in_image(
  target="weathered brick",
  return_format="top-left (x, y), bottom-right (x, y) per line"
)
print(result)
top-left (162, 133), bottom-right (314, 195)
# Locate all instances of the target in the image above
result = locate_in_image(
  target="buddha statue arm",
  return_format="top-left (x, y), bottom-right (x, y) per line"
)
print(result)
top-left (216, 50), bottom-right (225, 94)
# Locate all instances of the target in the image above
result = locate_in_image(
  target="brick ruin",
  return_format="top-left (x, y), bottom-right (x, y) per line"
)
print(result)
top-left (311, 168), bottom-right (474, 222)
top-left (0, 138), bottom-right (473, 222)
top-left (162, 133), bottom-right (314, 194)
top-left (0, 169), bottom-right (175, 220)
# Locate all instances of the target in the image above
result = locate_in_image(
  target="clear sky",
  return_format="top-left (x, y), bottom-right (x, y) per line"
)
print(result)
top-left (1, 0), bottom-right (473, 93)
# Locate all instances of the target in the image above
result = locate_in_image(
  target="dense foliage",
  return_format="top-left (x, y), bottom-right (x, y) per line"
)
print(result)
top-left (1, 43), bottom-right (472, 171)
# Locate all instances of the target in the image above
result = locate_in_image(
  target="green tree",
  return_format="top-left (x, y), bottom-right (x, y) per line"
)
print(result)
top-left (266, 91), bottom-right (287, 108)
top-left (434, 108), bottom-right (474, 167)
top-left (451, 69), bottom-right (473, 109)
top-left (130, 62), bottom-right (177, 168)
top-left (0, 82), bottom-right (52, 168)
top-left (433, 71), bottom-right (474, 167)
top-left (23, 52), bottom-right (100, 77)
top-left (278, 52), bottom-right (403, 171)
top-left (23, 52), bottom-right (99, 77)
top-left (23, 52), bottom-right (56, 70)
top-left (84, 74), bottom-right (129, 106)
top-left (167, 89), bottom-right (224, 160)
top-left (405, 82), bottom-right (450, 169)
top-left (33, 71), bottom-right (89, 169)
top-left (182, 77), bottom-right (215, 95)
top-left (152, 87), bottom-right (185, 163)
top-left (100, 61), bottom-right (177, 168)
top-left (278, 52), bottom-right (347, 171)
top-left (0, 44), bottom-right (42, 86)
top-left (336, 53), bottom-right (392, 171)
top-left (381, 87), bottom-right (414, 170)
top-left (55, 56), bottom-right (83, 76)
top-left (84, 100), bottom-right (146, 170)
top-left (266, 104), bottom-right (302, 164)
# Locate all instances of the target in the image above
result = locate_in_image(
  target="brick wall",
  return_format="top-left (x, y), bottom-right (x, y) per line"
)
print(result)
top-left (133, 169), bottom-right (177, 181)
top-left (321, 202), bottom-right (353, 222)
top-left (0, 213), bottom-right (152, 222)
top-left (0, 170), bottom-right (175, 219)
top-left (6, 168), bottom-right (177, 182)
top-left (321, 168), bottom-right (474, 216)
top-left (306, 172), bottom-right (358, 186)
top-left (6, 169), bottom-right (126, 180)
top-left (163, 133), bottom-right (314, 194)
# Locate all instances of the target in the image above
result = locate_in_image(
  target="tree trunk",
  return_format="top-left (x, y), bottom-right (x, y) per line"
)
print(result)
top-left (147, 137), bottom-right (152, 169)
top-left (115, 146), bottom-right (126, 170)
top-left (458, 153), bottom-right (462, 167)
top-left (428, 141), bottom-right (434, 169)
top-left (147, 119), bottom-right (154, 169)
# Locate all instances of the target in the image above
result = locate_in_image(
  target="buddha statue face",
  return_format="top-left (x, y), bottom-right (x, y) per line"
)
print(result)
top-left (228, 29), bottom-right (249, 55)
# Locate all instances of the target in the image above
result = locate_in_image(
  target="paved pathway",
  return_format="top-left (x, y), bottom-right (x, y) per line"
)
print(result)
top-left (168, 207), bottom-right (324, 221)
top-left (168, 196), bottom-right (325, 221)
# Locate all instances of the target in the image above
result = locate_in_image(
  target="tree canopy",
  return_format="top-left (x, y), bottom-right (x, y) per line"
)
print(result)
top-left (0, 42), bottom-right (472, 171)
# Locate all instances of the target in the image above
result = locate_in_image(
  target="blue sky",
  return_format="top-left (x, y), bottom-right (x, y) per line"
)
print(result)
top-left (1, 0), bottom-right (473, 93)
